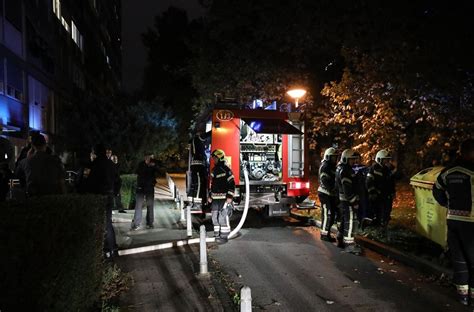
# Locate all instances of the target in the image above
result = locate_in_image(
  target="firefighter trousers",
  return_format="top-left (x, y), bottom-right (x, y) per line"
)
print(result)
top-left (372, 196), bottom-right (393, 226)
top-left (318, 192), bottom-right (338, 236)
top-left (190, 165), bottom-right (208, 204)
top-left (211, 199), bottom-right (231, 239)
top-left (447, 220), bottom-right (474, 296)
top-left (340, 201), bottom-right (359, 244)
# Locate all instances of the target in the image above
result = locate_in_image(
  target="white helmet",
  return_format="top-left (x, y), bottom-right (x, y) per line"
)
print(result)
top-left (375, 149), bottom-right (392, 165)
top-left (323, 147), bottom-right (338, 161)
top-left (340, 149), bottom-right (360, 164)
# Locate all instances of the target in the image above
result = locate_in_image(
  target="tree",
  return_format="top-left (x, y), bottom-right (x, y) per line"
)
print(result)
top-left (58, 95), bottom-right (178, 172)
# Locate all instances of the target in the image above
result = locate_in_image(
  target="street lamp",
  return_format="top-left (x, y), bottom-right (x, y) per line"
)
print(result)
top-left (287, 89), bottom-right (307, 108)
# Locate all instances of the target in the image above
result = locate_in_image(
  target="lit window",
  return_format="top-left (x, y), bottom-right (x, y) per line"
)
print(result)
top-left (52, 0), bottom-right (61, 19)
top-left (61, 17), bottom-right (69, 32)
top-left (71, 21), bottom-right (84, 51)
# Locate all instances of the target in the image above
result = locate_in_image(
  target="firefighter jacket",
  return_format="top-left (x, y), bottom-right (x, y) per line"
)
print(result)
top-left (366, 162), bottom-right (395, 200)
top-left (318, 160), bottom-right (337, 196)
top-left (210, 160), bottom-right (235, 200)
top-left (336, 162), bottom-right (359, 204)
top-left (433, 159), bottom-right (474, 222)
top-left (190, 134), bottom-right (207, 167)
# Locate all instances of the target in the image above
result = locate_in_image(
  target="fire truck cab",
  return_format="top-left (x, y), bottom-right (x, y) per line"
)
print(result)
top-left (202, 106), bottom-right (311, 217)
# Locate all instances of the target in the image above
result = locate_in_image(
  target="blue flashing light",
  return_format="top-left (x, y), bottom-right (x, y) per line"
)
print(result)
top-left (252, 99), bottom-right (263, 109)
top-left (249, 121), bottom-right (262, 132)
top-left (265, 101), bottom-right (277, 110)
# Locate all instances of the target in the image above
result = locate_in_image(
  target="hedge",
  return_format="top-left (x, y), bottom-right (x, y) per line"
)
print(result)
top-left (120, 174), bottom-right (137, 209)
top-left (0, 194), bottom-right (106, 311)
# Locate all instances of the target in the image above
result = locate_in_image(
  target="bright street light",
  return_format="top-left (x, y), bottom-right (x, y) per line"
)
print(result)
top-left (287, 89), bottom-right (307, 108)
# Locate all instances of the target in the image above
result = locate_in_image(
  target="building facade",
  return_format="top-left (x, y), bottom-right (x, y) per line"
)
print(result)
top-left (0, 0), bottom-right (121, 156)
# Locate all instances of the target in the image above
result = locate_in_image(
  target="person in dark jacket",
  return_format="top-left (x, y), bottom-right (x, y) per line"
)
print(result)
top-left (0, 125), bottom-right (14, 200)
top-left (208, 149), bottom-right (235, 244)
top-left (336, 149), bottom-right (362, 255)
top-left (87, 144), bottom-right (120, 259)
top-left (130, 153), bottom-right (157, 230)
top-left (188, 131), bottom-right (208, 208)
top-left (366, 149), bottom-right (396, 227)
top-left (318, 147), bottom-right (339, 242)
top-left (111, 155), bottom-right (125, 213)
top-left (433, 139), bottom-right (474, 306)
top-left (24, 134), bottom-right (65, 197)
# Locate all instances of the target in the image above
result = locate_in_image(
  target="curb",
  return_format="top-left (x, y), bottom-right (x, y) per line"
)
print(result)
top-left (354, 235), bottom-right (452, 277)
top-left (118, 237), bottom-right (216, 256)
top-left (312, 220), bottom-right (452, 278)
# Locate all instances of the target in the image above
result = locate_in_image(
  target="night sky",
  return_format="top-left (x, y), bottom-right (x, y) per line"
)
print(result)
top-left (121, 0), bottom-right (205, 93)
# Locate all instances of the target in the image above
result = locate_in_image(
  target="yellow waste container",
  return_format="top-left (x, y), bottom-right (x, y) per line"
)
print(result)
top-left (410, 166), bottom-right (447, 247)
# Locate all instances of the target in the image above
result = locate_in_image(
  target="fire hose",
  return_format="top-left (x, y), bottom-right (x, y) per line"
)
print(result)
top-left (228, 162), bottom-right (250, 239)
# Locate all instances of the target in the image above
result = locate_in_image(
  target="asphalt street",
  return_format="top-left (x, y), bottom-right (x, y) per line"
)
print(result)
top-left (209, 220), bottom-right (469, 312)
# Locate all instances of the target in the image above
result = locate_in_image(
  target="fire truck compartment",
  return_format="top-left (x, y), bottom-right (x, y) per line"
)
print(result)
top-left (240, 118), bottom-right (301, 183)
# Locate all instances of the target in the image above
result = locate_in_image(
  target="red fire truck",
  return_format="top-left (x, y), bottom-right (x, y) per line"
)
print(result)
top-left (196, 106), bottom-right (312, 217)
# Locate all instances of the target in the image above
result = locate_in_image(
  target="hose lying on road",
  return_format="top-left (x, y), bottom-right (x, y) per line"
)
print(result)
top-left (228, 163), bottom-right (250, 239)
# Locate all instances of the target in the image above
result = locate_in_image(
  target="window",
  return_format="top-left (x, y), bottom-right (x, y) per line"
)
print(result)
top-left (61, 17), bottom-right (69, 32)
top-left (5, 0), bottom-right (22, 30)
top-left (71, 21), bottom-right (83, 51)
top-left (0, 59), bottom-right (4, 94)
top-left (28, 76), bottom-right (51, 131)
top-left (53, 0), bottom-right (61, 20)
top-left (6, 60), bottom-right (23, 102)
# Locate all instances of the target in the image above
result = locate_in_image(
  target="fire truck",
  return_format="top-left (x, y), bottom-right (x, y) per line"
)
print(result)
top-left (188, 105), bottom-right (312, 217)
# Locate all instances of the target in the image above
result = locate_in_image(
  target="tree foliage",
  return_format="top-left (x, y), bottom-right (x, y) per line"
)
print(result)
top-left (58, 95), bottom-right (178, 172)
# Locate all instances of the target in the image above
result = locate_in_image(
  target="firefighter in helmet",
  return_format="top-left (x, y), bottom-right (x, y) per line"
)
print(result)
top-left (336, 148), bottom-right (362, 254)
top-left (318, 147), bottom-right (339, 242)
top-left (366, 149), bottom-right (396, 227)
top-left (208, 149), bottom-right (235, 244)
top-left (433, 139), bottom-right (474, 306)
top-left (188, 130), bottom-right (208, 207)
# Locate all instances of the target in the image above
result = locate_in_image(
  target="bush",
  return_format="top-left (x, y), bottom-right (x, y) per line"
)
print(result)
top-left (120, 174), bottom-right (137, 209)
top-left (0, 194), bottom-right (106, 312)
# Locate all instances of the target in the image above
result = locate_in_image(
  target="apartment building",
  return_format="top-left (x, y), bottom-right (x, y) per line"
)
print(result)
top-left (0, 0), bottom-right (121, 156)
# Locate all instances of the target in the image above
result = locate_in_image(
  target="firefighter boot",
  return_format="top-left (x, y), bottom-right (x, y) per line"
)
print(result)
top-left (456, 285), bottom-right (469, 306)
top-left (216, 236), bottom-right (228, 244)
top-left (458, 295), bottom-right (469, 306)
top-left (344, 244), bottom-right (362, 256)
top-left (336, 236), bottom-right (345, 248)
top-left (321, 232), bottom-right (336, 243)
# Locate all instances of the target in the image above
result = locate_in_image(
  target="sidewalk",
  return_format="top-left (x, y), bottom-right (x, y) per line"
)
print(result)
top-left (113, 178), bottom-right (234, 311)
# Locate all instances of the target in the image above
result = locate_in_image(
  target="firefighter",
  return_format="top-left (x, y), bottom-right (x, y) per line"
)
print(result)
top-left (336, 149), bottom-right (362, 254)
top-left (433, 139), bottom-right (474, 306)
top-left (208, 149), bottom-right (235, 244)
top-left (189, 131), bottom-right (208, 207)
top-left (318, 147), bottom-right (339, 242)
top-left (366, 149), bottom-right (396, 227)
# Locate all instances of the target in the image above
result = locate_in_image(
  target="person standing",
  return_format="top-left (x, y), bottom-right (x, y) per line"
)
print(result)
top-left (433, 139), bottom-right (474, 306)
top-left (24, 134), bottom-right (66, 197)
top-left (336, 149), bottom-right (362, 254)
top-left (111, 155), bottom-right (126, 213)
top-left (86, 144), bottom-right (120, 259)
top-left (366, 149), bottom-right (396, 227)
top-left (130, 153), bottom-right (157, 230)
top-left (318, 147), bottom-right (339, 242)
top-left (0, 125), bottom-right (14, 201)
top-left (188, 131), bottom-right (208, 208)
top-left (208, 149), bottom-right (235, 244)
